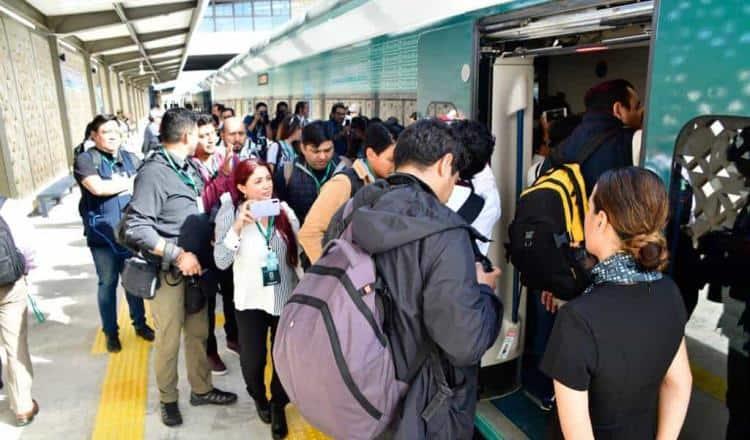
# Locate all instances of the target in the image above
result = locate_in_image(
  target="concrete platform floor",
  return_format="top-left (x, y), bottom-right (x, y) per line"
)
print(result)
top-left (0, 187), bottom-right (737, 439)
top-left (0, 189), bottom-right (328, 440)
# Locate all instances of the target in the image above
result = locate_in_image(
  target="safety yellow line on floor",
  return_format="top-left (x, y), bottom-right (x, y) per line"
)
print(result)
top-left (690, 363), bottom-right (727, 403)
top-left (93, 307), bottom-right (328, 439)
top-left (91, 298), bottom-right (153, 440)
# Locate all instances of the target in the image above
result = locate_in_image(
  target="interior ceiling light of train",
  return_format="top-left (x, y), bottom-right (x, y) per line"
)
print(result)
top-left (479, 0), bottom-right (653, 57)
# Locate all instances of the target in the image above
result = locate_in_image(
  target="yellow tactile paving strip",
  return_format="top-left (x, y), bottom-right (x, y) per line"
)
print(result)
top-left (92, 305), bottom-right (329, 439)
top-left (691, 363), bottom-right (727, 402)
top-left (91, 299), bottom-right (153, 439)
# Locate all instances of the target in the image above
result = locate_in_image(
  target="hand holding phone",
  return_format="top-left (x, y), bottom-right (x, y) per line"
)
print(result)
top-left (250, 198), bottom-right (281, 218)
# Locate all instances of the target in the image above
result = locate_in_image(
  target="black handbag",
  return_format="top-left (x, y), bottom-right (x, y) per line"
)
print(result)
top-left (121, 257), bottom-right (159, 299)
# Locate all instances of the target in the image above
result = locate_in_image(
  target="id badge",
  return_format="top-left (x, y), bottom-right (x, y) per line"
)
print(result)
top-left (261, 266), bottom-right (280, 286)
top-left (196, 197), bottom-right (205, 214)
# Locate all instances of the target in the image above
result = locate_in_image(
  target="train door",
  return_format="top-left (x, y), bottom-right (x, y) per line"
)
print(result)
top-left (482, 56), bottom-right (534, 377)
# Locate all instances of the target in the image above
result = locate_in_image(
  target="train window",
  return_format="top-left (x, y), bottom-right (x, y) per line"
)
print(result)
top-left (272, 0), bottom-right (290, 15)
top-left (254, 1), bottom-right (272, 16)
top-left (236, 17), bottom-right (253, 30)
top-left (200, 17), bottom-right (214, 33)
top-left (235, 2), bottom-right (252, 16)
top-left (255, 16), bottom-right (272, 30)
top-left (214, 3), bottom-right (234, 17)
top-left (215, 17), bottom-right (234, 32)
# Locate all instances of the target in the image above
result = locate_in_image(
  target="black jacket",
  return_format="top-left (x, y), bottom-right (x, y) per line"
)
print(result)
top-left (560, 112), bottom-right (635, 193)
top-left (344, 174), bottom-right (502, 439)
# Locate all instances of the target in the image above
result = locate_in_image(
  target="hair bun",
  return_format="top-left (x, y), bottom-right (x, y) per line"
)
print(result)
top-left (625, 232), bottom-right (669, 272)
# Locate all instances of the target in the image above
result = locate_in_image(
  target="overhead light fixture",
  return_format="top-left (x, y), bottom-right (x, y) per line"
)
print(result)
top-left (58, 39), bottom-right (78, 53)
top-left (0, 4), bottom-right (36, 30)
top-left (139, 62), bottom-right (145, 75)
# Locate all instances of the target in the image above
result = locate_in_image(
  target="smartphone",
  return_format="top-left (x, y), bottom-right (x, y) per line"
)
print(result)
top-left (249, 198), bottom-right (281, 218)
top-left (542, 107), bottom-right (567, 123)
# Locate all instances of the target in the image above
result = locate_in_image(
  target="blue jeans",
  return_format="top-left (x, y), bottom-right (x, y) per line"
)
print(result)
top-left (522, 289), bottom-right (556, 400)
top-left (89, 246), bottom-right (146, 336)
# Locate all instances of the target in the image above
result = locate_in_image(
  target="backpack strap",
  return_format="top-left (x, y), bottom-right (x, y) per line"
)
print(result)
top-left (119, 150), bottom-right (138, 177)
top-left (550, 127), bottom-right (620, 167)
top-left (337, 168), bottom-right (365, 198)
top-left (456, 183), bottom-right (485, 225)
top-left (88, 148), bottom-right (102, 171)
top-left (574, 128), bottom-right (621, 164)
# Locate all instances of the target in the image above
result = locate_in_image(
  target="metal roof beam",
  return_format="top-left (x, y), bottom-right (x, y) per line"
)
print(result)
top-left (112, 55), bottom-right (182, 71)
top-left (85, 27), bottom-right (189, 55)
top-left (119, 60), bottom-right (180, 74)
top-left (0, 0), bottom-right (46, 29)
top-left (113, 2), bottom-right (160, 83)
top-left (175, 0), bottom-right (209, 76)
top-left (47, 1), bottom-right (196, 35)
top-left (127, 70), bottom-right (178, 81)
top-left (105, 44), bottom-right (185, 66)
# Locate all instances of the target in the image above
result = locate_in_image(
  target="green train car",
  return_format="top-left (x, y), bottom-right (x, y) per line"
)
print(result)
top-left (207, 0), bottom-right (749, 437)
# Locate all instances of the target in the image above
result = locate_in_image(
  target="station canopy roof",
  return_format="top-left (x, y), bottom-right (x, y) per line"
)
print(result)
top-left (23, 0), bottom-right (207, 86)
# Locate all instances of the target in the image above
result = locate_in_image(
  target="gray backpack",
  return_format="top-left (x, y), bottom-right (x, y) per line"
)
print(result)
top-left (273, 199), bottom-right (406, 439)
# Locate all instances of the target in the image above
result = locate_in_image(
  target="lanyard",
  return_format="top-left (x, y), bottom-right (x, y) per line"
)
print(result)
top-left (160, 149), bottom-right (198, 195)
top-left (100, 155), bottom-right (116, 174)
top-left (254, 217), bottom-right (275, 249)
top-left (307, 161), bottom-right (334, 192)
top-left (363, 159), bottom-right (376, 181)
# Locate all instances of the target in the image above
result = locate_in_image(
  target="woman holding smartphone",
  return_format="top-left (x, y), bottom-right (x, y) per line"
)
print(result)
top-left (214, 159), bottom-right (301, 439)
top-left (540, 167), bottom-right (692, 439)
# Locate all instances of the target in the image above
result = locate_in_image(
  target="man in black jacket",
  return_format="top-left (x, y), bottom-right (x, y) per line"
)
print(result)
top-left (557, 79), bottom-right (644, 193)
top-left (341, 119), bottom-right (502, 439)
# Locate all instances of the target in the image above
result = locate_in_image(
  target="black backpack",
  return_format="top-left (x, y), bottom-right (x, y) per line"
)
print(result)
top-left (507, 130), bottom-right (615, 300)
top-left (0, 197), bottom-right (26, 286)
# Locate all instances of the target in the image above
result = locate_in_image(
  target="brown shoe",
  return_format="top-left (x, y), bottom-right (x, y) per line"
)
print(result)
top-left (16, 399), bottom-right (39, 426)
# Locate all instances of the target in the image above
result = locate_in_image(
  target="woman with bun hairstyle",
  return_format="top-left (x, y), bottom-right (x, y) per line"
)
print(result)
top-left (540, 167), bottom-right (692, 439)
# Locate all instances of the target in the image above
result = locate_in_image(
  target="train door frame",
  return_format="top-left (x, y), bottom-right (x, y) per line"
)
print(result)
top-left (472, 0), bottom-right (658, 400)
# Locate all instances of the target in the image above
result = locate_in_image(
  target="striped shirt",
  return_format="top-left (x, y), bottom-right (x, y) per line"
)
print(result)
top-left (214, 194), bottom-right (300, 315)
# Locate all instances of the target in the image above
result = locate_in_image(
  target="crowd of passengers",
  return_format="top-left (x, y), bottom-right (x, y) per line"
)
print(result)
top-left (0, 79), bottom-right (700, 439)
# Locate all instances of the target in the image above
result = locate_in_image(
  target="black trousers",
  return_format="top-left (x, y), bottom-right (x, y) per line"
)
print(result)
top-left (235, 308), bottom-right (289, 406)
top-left (726, 348), bottom-right (750, 439)
top-left (206, 267), bottom-right (238, 356)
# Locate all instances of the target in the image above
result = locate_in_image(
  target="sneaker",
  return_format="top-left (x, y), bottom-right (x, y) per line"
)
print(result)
top-left (135, 325), bottom-right (155, 342)
top-left (255, 398), bottom-right (271, 424)
top-left (15, 400), bottom-right (39, 427)
top-left (226, 339), bottom-right (240, 356)
top-left (271, 404), bottom-right (288, 439)
top-left (208, 353), bottom-right (228, 376)
top-left (523, 390), bottom-right (555, 412)
top-left (189, 388), bottom-right (238, 406)
top-left (160, 401), bottom-right (183, 427)
top-left (106, 334), bottom-right (122, 353)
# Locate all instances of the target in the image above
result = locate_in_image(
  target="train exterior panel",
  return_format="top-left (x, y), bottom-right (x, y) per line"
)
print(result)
top-left (211, 0), bottom-right (749, 185)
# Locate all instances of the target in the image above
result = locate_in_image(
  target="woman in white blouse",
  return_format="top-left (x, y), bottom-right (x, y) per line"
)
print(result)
top-left (214, 159), bottom-right (301, 439)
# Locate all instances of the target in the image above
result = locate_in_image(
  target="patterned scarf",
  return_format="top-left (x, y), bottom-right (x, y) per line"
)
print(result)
top-left (584, 252), bottom-right (663, 294)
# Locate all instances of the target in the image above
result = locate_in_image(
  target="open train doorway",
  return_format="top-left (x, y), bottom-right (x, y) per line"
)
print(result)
top-left (475, 0), bottom-right (654, 412)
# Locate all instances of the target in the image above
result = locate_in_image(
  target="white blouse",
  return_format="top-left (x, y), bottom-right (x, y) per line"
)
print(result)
top-left (213, 193), bottom-right (301, 315)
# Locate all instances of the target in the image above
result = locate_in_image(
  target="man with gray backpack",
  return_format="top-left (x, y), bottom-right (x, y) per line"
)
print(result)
top-left (274, 119), bottom-right (502, 439)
